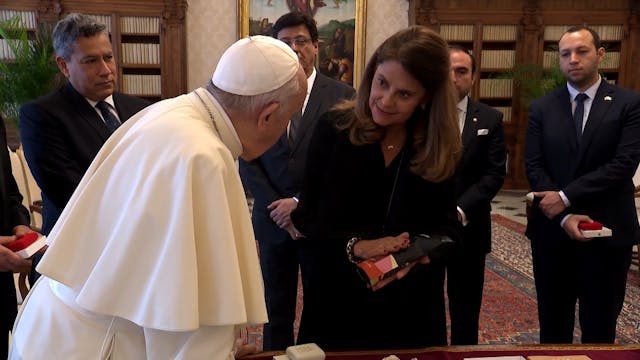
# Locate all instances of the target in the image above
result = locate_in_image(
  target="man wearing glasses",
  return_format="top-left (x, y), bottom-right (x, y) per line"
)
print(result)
top-left (239, 11), bottom-right (354, 351)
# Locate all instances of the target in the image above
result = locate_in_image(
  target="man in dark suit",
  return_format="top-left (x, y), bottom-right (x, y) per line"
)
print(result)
top-left (525, 26), bottom-right (640, 344)
top-left (19, 13), bottom-right (149, 239)
top-left (239, 12), bottom-right (354, 350)
top-left (0, 115), bottom-right (34, 358)
top-left (446, 45), bottom-right (506, 345)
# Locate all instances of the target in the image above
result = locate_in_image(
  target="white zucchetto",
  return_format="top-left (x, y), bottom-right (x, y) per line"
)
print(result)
top-left (212, 35), bottom-right (299, 96)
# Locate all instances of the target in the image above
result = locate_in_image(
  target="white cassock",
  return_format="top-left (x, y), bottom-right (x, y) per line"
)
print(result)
top-left (10, 88), bottom-right (268, 360)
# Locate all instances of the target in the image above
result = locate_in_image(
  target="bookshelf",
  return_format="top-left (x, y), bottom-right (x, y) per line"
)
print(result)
top-left (478, 24), bottom-right (517, 127)
top-left (409, 0), bottom-right (640, 189)
top-left (433, 20), bottom-right (522, 188)
top-left (120, 15), bottom-right (162, 100)
top-left (0, 0), bottom-right (187, 101)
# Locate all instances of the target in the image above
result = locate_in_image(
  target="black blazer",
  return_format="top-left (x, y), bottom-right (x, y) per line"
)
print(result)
top-left (0, 116), bottom-right (30, 331)
top-left (239, 72), bottom-right (354, 245)
top-left (19, 83), bottom-right (149, 234)
top-left (455, 98), bottom-right (506, 253)
top-left (525, 81), bottom-right (640, 247)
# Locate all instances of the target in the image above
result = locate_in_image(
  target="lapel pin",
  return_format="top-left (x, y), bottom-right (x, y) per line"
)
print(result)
top-left (604, 96), bottom-right (612, 101)
top-left (473, 117), bottom-right (478, 123)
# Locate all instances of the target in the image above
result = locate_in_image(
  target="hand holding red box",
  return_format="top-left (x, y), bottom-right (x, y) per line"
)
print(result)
top-left (578, 221), bottom-right (612, 238)
top-left (4, 232), bottom-right (47, 258)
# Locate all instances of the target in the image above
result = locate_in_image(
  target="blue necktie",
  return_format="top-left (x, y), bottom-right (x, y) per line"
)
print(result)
top-left (574, 93), bottom-right (588, 141)
top-left (96, 101), bottom-right (121, 133)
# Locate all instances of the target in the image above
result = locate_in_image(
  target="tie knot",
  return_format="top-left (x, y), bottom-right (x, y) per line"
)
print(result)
top-left (96, 101), bottom-right (110, 111)
top-left (575, 93), bottom-right (588, 103)
top-left (96, 101), bottom-right (120, 133)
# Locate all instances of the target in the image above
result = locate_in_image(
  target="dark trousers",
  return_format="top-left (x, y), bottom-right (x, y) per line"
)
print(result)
top-left (259, 235), bottom-right (312, 351)
top-left (446, 245), bottom-right (487, 345)
top-left (531, 239), bottom-right (632, 343)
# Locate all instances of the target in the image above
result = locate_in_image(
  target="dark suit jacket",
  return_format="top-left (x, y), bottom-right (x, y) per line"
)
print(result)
top-left (0, 117), bottom-right (30, 331)
top-left (456, 98), bottom-right (506, 253)
top-left (19, 83), bottom-right (149, 234)
top-left (525, 81), bottom-right (640, 247)
top-left (239, 72), bottom-right (354, 245)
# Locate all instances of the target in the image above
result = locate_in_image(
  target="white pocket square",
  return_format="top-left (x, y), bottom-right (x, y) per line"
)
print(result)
top-left (477, 129), bottom-right (489, 136)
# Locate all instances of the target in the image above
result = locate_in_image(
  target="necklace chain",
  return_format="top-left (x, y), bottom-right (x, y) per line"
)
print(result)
top-left (194, 89), bottom-right (220, 136)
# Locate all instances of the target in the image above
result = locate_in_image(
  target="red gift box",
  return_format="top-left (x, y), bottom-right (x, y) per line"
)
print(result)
top-left (578, 221), bottom-right (603, 231)
top-left (5, 232), bottom-right (46, 258)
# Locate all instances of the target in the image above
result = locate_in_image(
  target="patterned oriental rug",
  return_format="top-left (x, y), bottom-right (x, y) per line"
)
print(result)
top-left (246, 214), bottom-right (640, 349)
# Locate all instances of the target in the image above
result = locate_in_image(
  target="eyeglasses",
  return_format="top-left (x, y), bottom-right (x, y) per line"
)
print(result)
top-left (279, 36), bottom-right (312, 48)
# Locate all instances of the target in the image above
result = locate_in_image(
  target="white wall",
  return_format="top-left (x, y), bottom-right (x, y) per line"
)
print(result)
top-left (186, 0), bottom-right (409, 91)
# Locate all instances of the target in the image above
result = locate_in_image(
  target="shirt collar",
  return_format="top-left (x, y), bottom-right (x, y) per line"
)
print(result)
top-left (457, 96), bottom-right (469, 113)
top-left (86, 94), bottom-right (115, 109)
top-left (307, 67), bottom-right (317, 94)
top-left (302, 68), bottom-right (317, 114)
top-left (567, 75), bottom-right (601, 101)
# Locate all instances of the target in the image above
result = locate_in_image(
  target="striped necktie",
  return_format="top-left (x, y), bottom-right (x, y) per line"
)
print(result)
top-left (96, 101), bottom-right (121, 133)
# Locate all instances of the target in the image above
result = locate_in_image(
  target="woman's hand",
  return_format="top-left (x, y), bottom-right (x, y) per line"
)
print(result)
top-left (353, 232), bottom-right (410, 261)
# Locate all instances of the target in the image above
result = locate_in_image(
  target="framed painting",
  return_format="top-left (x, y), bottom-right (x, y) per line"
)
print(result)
top-left (238, 0), bottom-right (367, 88)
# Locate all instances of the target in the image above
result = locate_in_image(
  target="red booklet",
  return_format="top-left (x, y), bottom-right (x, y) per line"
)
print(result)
top-left (5, 232), bottom-right (46, 258)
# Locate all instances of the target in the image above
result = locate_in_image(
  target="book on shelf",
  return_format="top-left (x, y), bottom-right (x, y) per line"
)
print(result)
top-left (544, 25), bottom-right (571, 41)
top-left (601, 51), bottom-right (620, 69)
top-left (590, 25), bottom-right (623, 41)
top-left (545, 24), bottom-right (623, 41)
top-left (0, 38), bottom-right (35, 60)
top-left (493, 106), bottom-right (512, 123)
top-left (121, 43), bottom-right (160, 65)
top-left (439, 24), bottom-right (474, 41)
top-left (481, 50), bottom-right (515, 69)
top-left (482, 25), bottom-right (517, 41)
top-left (0, 9), bottom-right (36, 30)
top-left (542, 51), bottom-right (558, 68)
top-left (0, 38), bottom-right (14, 60)
top-left (121, 16), bottom-right (160, 34)
top-left (479, 78), bottom-right (513, 98)
top-left (122, 74), bottom-right (162, 96)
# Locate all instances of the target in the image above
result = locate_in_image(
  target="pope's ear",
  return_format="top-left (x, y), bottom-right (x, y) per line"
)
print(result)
top-left (256, 102), bottom-right (280, 131)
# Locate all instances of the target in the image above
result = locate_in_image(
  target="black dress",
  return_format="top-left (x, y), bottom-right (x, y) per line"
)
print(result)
top-left (291, 109), bottom-right (459, 350)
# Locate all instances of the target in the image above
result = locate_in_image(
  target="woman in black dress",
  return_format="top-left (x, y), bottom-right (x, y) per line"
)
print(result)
top-left (290, 26), bottom-right (462, 350)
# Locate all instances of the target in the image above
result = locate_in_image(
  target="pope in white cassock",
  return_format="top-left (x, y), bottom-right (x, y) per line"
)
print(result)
top-left (9, 35), bottom-right (308, 360)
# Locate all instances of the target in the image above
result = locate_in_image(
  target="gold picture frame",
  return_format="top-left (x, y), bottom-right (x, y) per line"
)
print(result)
top-left (238, 0), bottom-right (367, 88)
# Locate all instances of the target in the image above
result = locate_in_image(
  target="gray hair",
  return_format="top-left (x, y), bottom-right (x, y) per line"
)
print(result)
top-left (206, 74), bottom-right (302, 118)
top-left (53, 13), bottom-right (108, 60)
